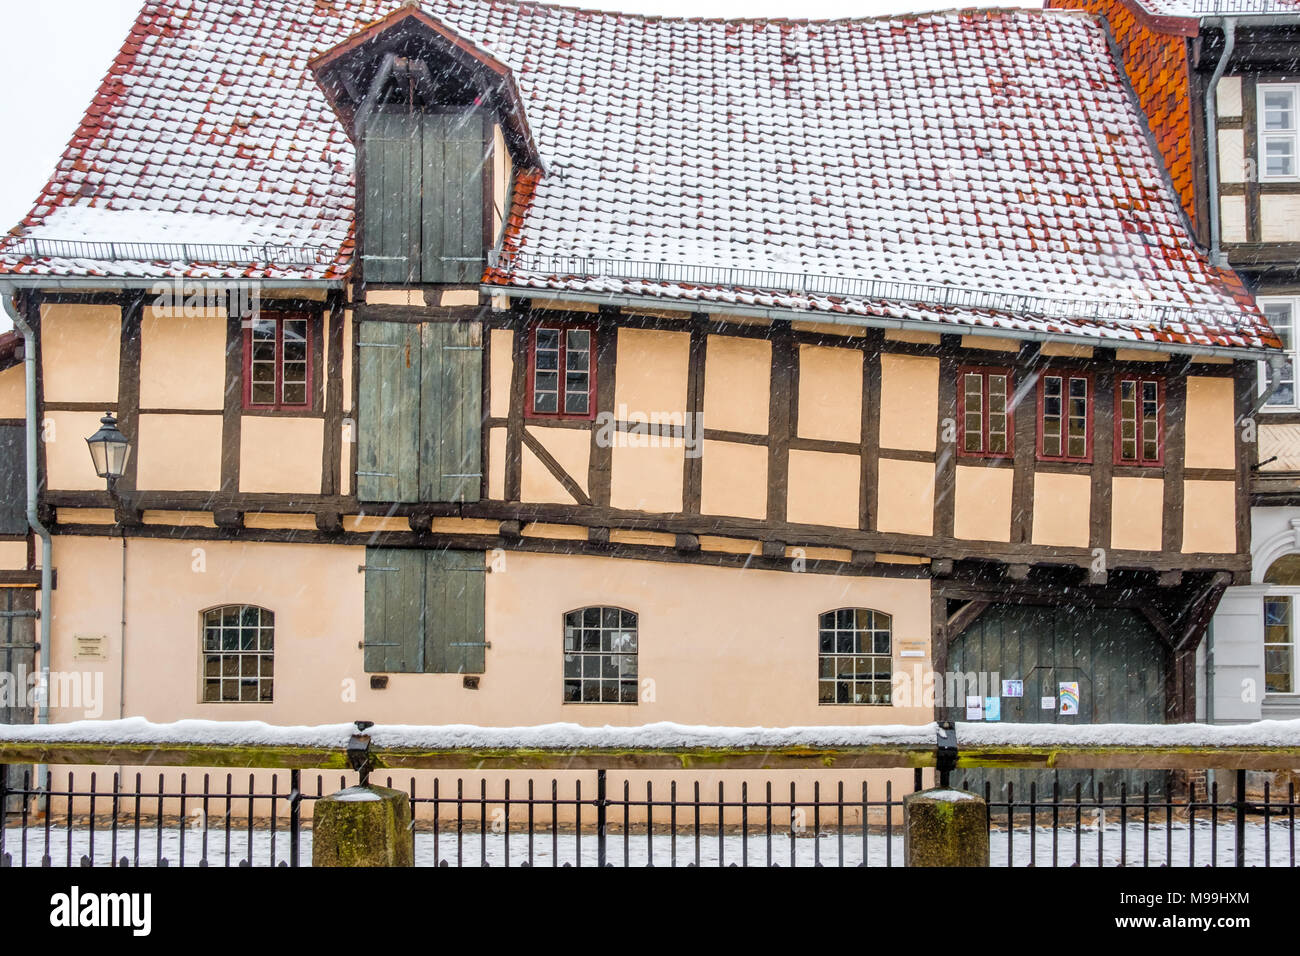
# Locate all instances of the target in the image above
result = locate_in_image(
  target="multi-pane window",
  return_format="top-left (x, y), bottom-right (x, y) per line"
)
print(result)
top-left (958, 367), bottom-right (1012, 457)
top-left (1039, 372), bottom-right (1091, 461)
top-left (1265, 596), bottom-right (1295, 694)
top-left (201, 605), bottom-right (274, 703)
top-left (1260, 84), bottom-right (1298, 181)
top-left (244, 314), bottom-right (311, 410)
top-left (529, 325), bottom-right (595, 418)
top-left (1261, 298), bottom-right (1297, 409)
top-left (1116, 376), bottom-right (1164, 465)
top-left (563, 607), bottom-right (638, 703)
top-left (818, 609), bottom-right (892, 706)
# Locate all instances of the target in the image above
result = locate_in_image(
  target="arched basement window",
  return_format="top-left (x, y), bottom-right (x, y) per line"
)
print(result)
top-left (818, 608), bottom-right (892, 705)
top-left (563, 607), bottom-right (638, 704)
top-left (201, 605), bottom-right (274, 703)
top-left (1264, 557), bottom-right (1300, 694)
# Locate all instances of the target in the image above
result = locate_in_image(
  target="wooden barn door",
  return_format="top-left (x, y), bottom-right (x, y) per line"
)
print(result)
top-left (0, 588), bottom-right (35, 725)
top-left (946, 603), bottom-right (1167, 797)
top-left (0, 587), bottom-right (36, 810)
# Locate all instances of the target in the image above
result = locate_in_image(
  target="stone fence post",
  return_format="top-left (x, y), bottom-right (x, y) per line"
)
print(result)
top-left (312, 784), bottom-right (414, 867)
top-left (312, 721), bottom-right (413, 867)
top-left (903, 788), bottom-right (989, 867)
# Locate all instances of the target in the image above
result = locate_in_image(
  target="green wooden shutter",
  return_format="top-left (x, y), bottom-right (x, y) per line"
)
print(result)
top-left (0, 425), bottom-right (25, 534)
top-left (425, 549), bottom-right (486, 674)
top-left (363, 549), bottom-right (486, 674)
top-left (363, 548), bottom-right (426, 673)
top-left (357, 321), bottom-right (421, 502)
top-left (421, 113), bottom-right (486, 284)
top-left (419, 322), bottom-right (483, 503)
top-left (362, 113), bottom-right (422, 284)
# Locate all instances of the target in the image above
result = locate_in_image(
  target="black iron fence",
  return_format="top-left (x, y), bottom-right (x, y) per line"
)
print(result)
top-left (2, 764), bottom-right (1296, 868)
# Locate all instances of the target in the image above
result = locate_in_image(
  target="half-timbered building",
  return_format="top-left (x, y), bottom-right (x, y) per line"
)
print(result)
top-left (1047, 0), bottom-right (1300, 724)
top-left (0, 1), bottom-right (1282, 742)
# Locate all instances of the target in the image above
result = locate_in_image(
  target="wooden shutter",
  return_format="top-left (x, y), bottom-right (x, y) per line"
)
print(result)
top-left (363, 548), bottom-right (486, 674)
top-left (424, 549), bottom-right (487, 674)
top-left (362, 113), bottom-right (422, 284)
top-left (0, 425), bottom-right (25, 534)
top-left (421, 113), bottom-right (486, 284)
top-left (357, 321), bottom-right (421, 502)
top-left (362, 548), bottom-right (426, 673)
top-left (419, 321), bottom-right (483, 503)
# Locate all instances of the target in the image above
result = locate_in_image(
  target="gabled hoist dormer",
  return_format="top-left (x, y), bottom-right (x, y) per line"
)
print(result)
top-left (310, 4), bottom-right (539, 286)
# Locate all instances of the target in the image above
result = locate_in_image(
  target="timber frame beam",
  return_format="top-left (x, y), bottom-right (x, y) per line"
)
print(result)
top-left (42, 491), bottom-right (1254, 577)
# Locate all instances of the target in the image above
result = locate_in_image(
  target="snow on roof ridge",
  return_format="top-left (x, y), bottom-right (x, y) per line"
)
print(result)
top-left (483, 0), bottom-right (1058, 27)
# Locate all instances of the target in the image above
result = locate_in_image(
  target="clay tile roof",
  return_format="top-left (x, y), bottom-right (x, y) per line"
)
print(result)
top-left (0, 0), bottom-right (1279, 350)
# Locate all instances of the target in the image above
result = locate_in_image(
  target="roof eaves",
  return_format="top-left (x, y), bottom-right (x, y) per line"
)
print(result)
top-left (483, 285), bottom-right (1279, 359)
top-left (307, 3), bottom-right (512, 80)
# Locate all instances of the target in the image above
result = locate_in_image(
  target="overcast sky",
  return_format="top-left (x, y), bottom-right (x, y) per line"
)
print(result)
top-left (0, 0), bottom-right (1033, 234)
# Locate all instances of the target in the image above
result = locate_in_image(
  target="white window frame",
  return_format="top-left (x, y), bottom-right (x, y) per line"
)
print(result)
top-left (1263, 590), bottom-right (1298, 698)
top-left (1258, 83), bottom-right (1299, 183)
top-left (817, 608), bottom-right (894, 706)
top-left (1258, 296), bottom-right (1299, 411)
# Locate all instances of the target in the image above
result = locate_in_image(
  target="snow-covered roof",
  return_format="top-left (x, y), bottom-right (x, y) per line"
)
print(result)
top-left (0, 0), bottom-right (1278, 350)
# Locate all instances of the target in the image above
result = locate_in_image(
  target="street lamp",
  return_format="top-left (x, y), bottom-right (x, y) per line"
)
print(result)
top-left (85, 412), bottom-right (130, 492)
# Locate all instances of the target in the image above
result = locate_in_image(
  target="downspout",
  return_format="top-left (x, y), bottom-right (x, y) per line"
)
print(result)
top-left (0, 281), bottom-right (53, 797)
top-left (1205, 17), bottom-right (1237, 268)
top-left (1250, 353), bottom-right (1289, 419)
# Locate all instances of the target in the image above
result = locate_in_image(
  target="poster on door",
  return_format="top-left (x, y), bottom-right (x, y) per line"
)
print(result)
top-left (1058, 682), bottom-right (1080, 716)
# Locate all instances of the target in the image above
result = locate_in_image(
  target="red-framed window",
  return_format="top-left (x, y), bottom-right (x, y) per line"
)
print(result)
top-left (1037, 371), bottom-right (1093, 462)
top-left (243, 313), bottom-right (312, 411)
top-left (1115, 375), bottom-right (1165, 466)
top-left (957, 366), bottom-right (1013, 458)
top-left (525, 323), bottom-right (596, 419)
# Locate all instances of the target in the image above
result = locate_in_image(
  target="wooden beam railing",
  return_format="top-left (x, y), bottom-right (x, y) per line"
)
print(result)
top-left (1, 724), bottom-right (1299, 772)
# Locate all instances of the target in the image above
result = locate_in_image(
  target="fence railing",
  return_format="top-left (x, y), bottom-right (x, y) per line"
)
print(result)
top-left (1, 237), bottom-right (334, 266)
top-left (490, 250), bottom-right (1250, 329)
top-left (2, 721), bottom-right (1299, 867)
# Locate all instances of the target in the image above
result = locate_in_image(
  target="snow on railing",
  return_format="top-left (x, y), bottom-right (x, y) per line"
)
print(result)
top-left (492, 251), bottom-right (1249, 328)
top-left (2, 718), bottom-right (1300, 759)
top-left (2, 237), bottom-right (333, 266)
top-left (1189, 0), bottom-right (1292, 13)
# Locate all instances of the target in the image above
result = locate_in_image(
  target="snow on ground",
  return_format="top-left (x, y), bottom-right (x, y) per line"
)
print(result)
top-left (4, 819), bottom-right (1293, 868)
top-left (5, 717), bottom-right (1300, 750)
